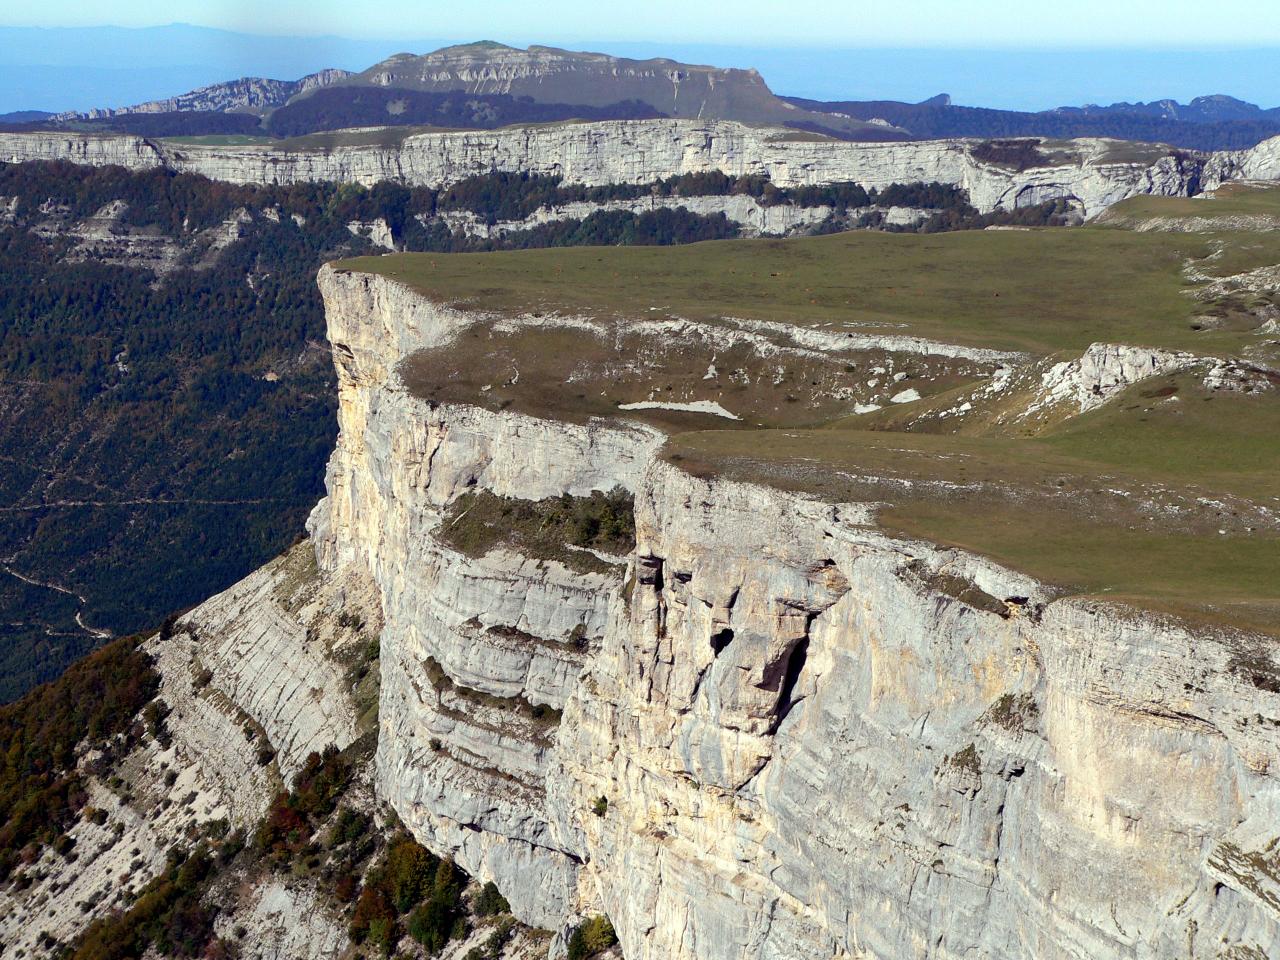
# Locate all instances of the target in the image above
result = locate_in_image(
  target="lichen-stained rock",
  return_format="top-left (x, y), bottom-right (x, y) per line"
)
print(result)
top-left (308, 265), bottom-right (1280, 960)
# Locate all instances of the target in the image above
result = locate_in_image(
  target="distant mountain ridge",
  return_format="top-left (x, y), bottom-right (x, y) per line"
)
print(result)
top-left (0, 111), bottom-right (53, 123)
top-left (1055, 93), bottom-right (1280, 122)
top-left (12, 42), bottom-right (1280, 151)
top-left (51, 69), bottom-right (353, 121)
top-left (332, 42), bottom-right (887, 136)
top-left (34, 42), bottom-right (905, 142)
top-left (785, 91), bottom-right (1280, 151)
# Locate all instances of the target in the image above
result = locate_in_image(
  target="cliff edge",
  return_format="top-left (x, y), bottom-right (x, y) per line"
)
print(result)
top-left (301, 213), bottom-right (1280, 957)
top-left (5, 119), bottom-right (1278, 217)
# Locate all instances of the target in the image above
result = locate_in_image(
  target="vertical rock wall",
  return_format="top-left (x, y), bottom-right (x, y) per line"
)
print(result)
top-left (310, 267), bottom-right (1280, 959)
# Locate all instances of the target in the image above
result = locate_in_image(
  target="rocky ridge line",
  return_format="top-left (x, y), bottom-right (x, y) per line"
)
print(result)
top-left (5, 120), bottom-right (1280, 216)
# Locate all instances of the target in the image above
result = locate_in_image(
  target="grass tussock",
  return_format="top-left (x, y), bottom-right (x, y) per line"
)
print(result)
top-left (440, 488), bottom-right (634, 575)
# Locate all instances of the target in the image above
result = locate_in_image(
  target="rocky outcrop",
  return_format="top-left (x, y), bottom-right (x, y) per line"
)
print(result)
top-left (1206, 137), bottom-right (1280, 188)
top-left (6, 120), bottom-right (1276, 217)
top-left (53, 68), bottom-right (352, 121)
top-left (305, 266), bottom-right (1280, 960)
top-left (1013, 342), bottom-right (1277, 424)
top-left (25, 199), bottom-right (259, 275)
top-left (0, 542), bottom-right (379, 958)
top-left (1025, 342), bottom-right (1195, 415)
top-left (437, 193), bottom-right (838, 239)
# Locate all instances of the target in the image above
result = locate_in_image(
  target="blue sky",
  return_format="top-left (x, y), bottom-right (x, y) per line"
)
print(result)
top-left (6, 0), bottom-right (1280, 46)
top-left (2, 4), bottom-right (1279, 113)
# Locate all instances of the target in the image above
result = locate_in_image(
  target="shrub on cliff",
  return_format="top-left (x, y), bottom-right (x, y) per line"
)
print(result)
top-left (253, 745), bottom-right (351, 867)
top-left (350, 884), bottom-right (397, 953)
top-left (349, 834), bottom-right (469, 956)
top-left (473, 880), bottom-right (511, 916)
top-left (971, 139), bottom-right (1051, 171)
top-left (0, 634), bottom-right (158, 881)
top-left (71, 845), bottom-right (218, 960)
top-left (330, 805), bottom-right (370, 847)
top-left (566, 915), bottom-right (618, 960)
top-left (440, 487), bottom-right (636, 575)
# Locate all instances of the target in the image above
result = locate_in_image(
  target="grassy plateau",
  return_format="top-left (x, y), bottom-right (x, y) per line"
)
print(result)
top-left (334, 186), bottom-right (1280, 636)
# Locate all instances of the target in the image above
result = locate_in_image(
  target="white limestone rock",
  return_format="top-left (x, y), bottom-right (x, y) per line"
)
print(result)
top-left (552, 463), bottom-right (1280, 960)
top-left (438, 194), bottom-right (835, 239)
top-left (1025, 341), bottom-right (1195, 416)
top-left (176, 543), bottom-right (382, 781)
top-left (6, 121), bottom-right (1275, 218)
top-left (348, 216), bottom-right (398, 250)
top-left (215, 879), bottom-right (348, 959)
top-left (15, 223), bottom-right (1275, 958)
top-left (306, 269), bottom-right (1280, 960)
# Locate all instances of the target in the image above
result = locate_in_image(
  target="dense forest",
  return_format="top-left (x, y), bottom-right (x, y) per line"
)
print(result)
top-left (0, 89), bottom-right (666, 141)
top-left (0, 167), bottom-right (359, 700)
top-left (264, 88), bottom-right (664, 137)
top-left (0, 163), bottom-right (739, 701)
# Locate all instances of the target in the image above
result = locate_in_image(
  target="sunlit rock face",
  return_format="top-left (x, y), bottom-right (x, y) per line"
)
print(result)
top-left (7, 122), bottom-right (1279, 217)
top-left (307, 265), bottom-right (1280, 959)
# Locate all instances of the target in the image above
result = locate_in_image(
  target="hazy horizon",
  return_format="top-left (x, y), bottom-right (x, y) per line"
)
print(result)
top-left (8, 0), bottom-right (1280, 45)
top-left (2, 23), bottom-right (1279, 115)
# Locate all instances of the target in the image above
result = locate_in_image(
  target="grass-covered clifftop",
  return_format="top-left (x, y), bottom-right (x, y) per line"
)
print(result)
top-left (0, 158), bottom-right (1079, 701)
top-left (339, 187), bottom-right (1280, 636)
top-left (338, 223), bottom-right (1277, 356)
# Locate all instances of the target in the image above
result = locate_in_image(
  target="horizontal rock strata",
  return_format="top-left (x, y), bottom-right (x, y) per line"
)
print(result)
top-left (304, 265), bottom-right (1280, 959)
top-left (5, 121), bottom-right (1279, 217)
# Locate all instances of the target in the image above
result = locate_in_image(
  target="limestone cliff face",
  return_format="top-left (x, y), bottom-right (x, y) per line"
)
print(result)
top-left (309, 267), bottom-right (664, 932)
top-left (436, 193), bottom-right (838, 239)
top-left (5, 120), bottom-right (1277, 216)
top-left (310, 266), bottom-right (1280, 960)
top-left (563, 465), bottom-right (1280, 960)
